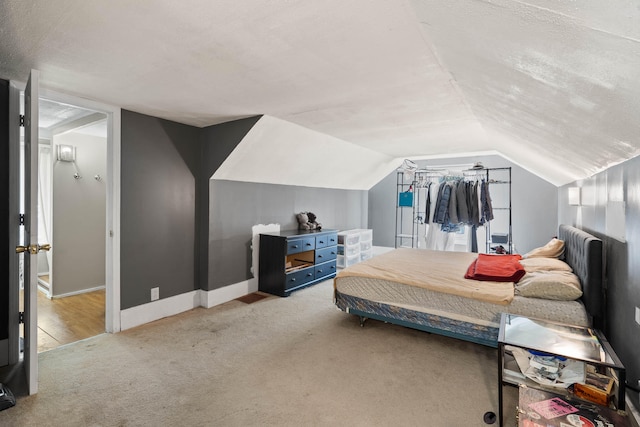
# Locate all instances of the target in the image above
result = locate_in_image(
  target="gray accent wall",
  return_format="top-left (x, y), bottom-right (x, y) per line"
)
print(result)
top-left (120, 111), bottom-right (370, 299)
top-left (208, 180), bottom-right (368, 289)
top-left (368, 155), bottom-right (558, 253)
top-left (559, 158), bottom-right (640, 405)
top-left (198, 117), bottom-right (261, 290)
top-left (120, 110), bottom-right (200, 309)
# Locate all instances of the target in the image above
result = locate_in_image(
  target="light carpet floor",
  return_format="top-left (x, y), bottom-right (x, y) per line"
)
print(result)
top-left (0, 279), bottom-right (518, 426)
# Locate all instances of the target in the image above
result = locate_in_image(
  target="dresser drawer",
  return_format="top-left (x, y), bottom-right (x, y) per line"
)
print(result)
top-left (315, 234), bottom-right (331, 249)
top-left (316, 232), bottom-right (338, 248)
top-left (315, 246), bottom-right (337, 264)
top-left (285, 266), bottom-right (315, 290)
top-left (287, 237), bottom-right (315, 254)
top-left (315, 260), bottom-right (337, 278)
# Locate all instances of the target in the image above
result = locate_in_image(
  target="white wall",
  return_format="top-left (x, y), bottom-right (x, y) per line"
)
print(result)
top-left (212, 115), bottom-right (397, 190)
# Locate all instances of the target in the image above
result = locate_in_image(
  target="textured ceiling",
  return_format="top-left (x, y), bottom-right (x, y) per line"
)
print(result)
top-left (412, 0), bottom-right (640, 185)
top-left (1, 0), bottom-right (639, 186)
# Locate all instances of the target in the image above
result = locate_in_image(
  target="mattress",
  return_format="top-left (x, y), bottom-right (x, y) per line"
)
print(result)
top-left (335, 248), bottom-right (514, 305)
top-left (334, 275), bottom-right (590, 329)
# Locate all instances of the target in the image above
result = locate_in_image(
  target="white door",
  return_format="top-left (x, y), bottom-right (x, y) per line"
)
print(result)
top-left (16, 70), bottom-right (45, 395)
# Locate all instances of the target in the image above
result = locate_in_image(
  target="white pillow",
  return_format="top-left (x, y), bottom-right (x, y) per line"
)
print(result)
top-left (524, 238), bottom-right (565, 259)
top-left (519, 257), bottom-right (573, 273)
top-left (515, 271), bottom-right (582, 300)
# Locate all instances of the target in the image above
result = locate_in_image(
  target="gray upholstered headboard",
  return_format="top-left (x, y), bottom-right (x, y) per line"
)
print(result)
top-left (558, 224), bottom-right (604, 328)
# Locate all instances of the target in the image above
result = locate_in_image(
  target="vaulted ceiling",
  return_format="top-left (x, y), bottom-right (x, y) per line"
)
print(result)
top-left (1, 0), bottom-right (638, 186)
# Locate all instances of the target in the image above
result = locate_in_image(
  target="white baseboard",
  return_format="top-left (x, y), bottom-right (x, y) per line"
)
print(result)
top-left (52, 285), bottom-right (106, 299)
top-left (120, 290), bottom-right (200, 331)
top-left (37, 282), bottom-right (51, 298)
top-left (120, 278), bottom-right (260, 330)
top-left (199, 278), bottom-right (258, 309)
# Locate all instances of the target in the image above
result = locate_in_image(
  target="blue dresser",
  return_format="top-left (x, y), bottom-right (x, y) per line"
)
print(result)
top-left (259, 229), bottom-right (338, 296)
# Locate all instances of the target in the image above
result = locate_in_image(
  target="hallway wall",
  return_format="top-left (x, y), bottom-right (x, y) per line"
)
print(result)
top-left (51, 131), bottom-right (107, 296)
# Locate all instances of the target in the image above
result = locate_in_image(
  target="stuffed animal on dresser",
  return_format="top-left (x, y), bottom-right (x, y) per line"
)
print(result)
top-left (306, 212), bottom-right (322, 230)
top-left (296, 212), bottom-right (322, 230)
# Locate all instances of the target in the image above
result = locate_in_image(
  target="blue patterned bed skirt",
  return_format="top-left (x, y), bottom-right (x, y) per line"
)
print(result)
top-left (334, 291), bottom-right (499, 348)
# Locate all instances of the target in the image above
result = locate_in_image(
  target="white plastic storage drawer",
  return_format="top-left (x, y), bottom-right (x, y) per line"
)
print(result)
top-left (360, 240), bottom-right (372, 252)
top-left (337, 243), bottom-right (360, 257)
top-left (360, 248), bottom-right (373, 262)
top-left (338, 231), bottom-right (360, 246)
top-left (358, 229), bottom-right (373, 242)
top-left (337, 254), bottom-right (359, 268)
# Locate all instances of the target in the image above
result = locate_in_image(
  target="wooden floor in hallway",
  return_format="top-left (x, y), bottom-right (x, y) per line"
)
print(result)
top-left (22, 286), bottom-right (106, 353)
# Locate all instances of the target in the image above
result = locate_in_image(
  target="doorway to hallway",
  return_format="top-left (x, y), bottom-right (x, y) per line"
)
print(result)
top-left (6, 75), bottom-right (121, 395)
top-left (18, 97), bottom-right (109, 353)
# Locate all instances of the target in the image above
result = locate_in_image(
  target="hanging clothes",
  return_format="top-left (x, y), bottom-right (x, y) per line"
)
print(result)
top-left (447, 181), bottom-right (459, 224)
top-left (432, 182), bottom-right (451, 224)
top-left (456, 180), bottom-right (469, 224)
top-left (470, 225), bottom-right (478, 253)
top-left (416, 170), bottom-right (496, 250)
top-left (424, 182), bottom-right (432, 224)
top-left (441, 181), bottom-right (461, 232)
top-left (480, 180), bottom-right (494, 224)
top-left (468, 181), bottom-right (480, 227)
top-left (424, 182), bottom-right (441, 250)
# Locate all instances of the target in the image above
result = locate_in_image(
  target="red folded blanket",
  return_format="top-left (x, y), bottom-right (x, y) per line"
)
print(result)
top-left (465, 253), bottom-right (525, 283)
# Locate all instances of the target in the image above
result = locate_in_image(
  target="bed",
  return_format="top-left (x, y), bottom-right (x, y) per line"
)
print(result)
top-left (334, 225), bottom-right (603, 347)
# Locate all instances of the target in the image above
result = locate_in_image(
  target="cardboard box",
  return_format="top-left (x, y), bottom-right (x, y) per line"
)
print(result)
top-left (573, 372), bottom-right (614, 407)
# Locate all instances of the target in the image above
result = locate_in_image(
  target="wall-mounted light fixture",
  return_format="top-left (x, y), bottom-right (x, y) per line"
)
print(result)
top-left (56, 144), bottom-right (76, 162)
top-left (568, 187), bottom-right (581, 206)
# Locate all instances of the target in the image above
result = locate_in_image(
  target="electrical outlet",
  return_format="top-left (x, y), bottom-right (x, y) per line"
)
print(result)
top-left (636, 307), bottom-right (640, 326)
top-left (151, 287), bottom-right (160, 301)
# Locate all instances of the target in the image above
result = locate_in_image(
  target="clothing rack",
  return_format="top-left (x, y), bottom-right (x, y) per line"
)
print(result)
top-left (395, 170), bottom-right (420, 248)
top-left (394, 168), bottom-right (462, 249)
top-left (395, 169), bottom-right (438, 248)
top-left (395, 164), bottom-right (512, 253)
top-left (462, 166), bottom-right (513, 254)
